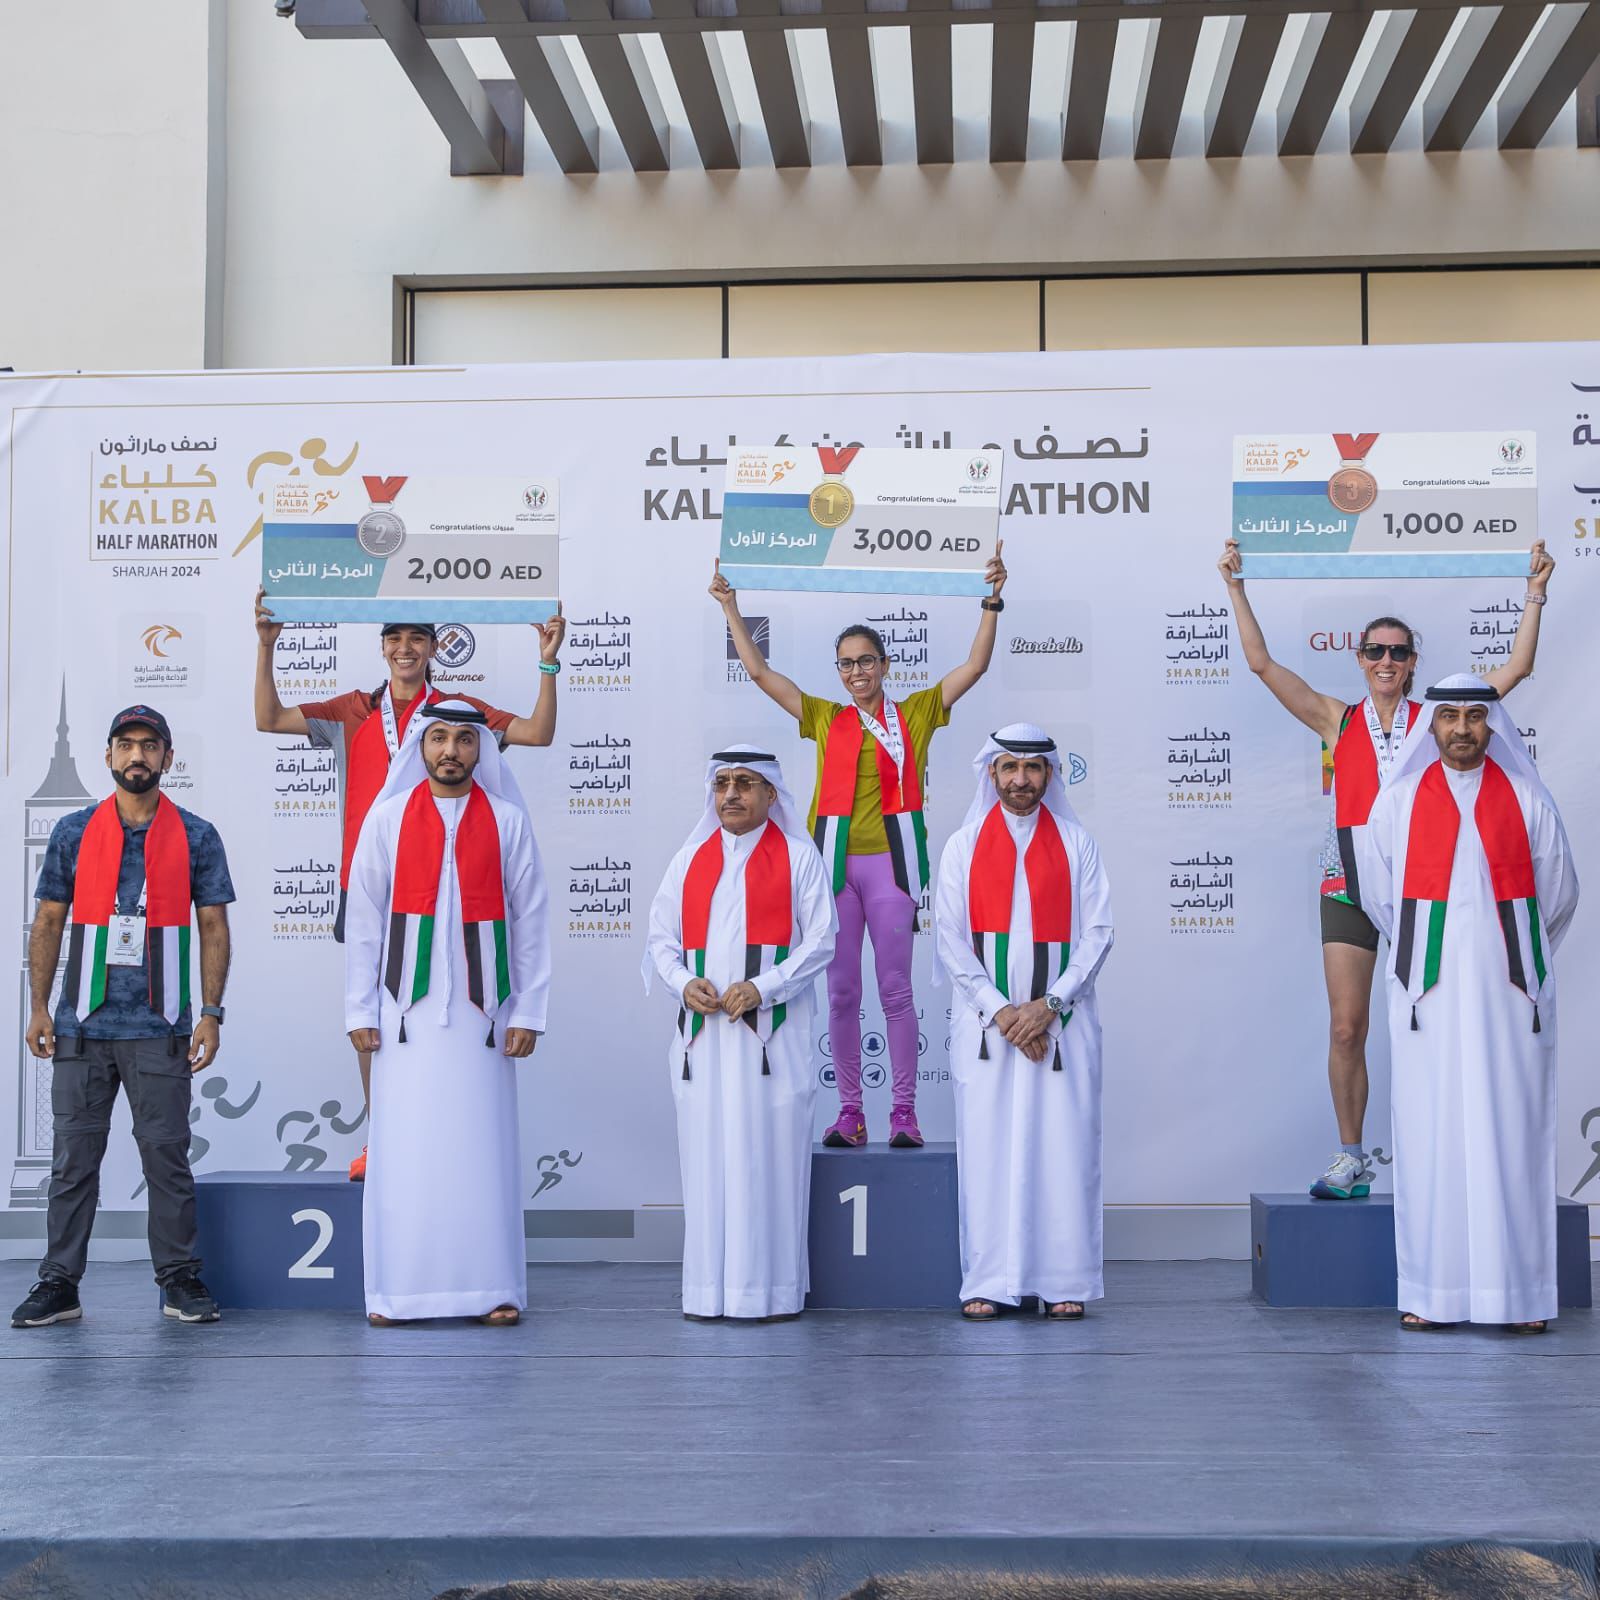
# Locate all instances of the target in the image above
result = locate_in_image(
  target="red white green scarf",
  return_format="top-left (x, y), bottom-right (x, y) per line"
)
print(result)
top-left (967, 803), bottom-right (1073, 1067)
top-left (383, 780), bottom-right (510, 1042)
top-left (341, 683), bottom-right (443, 889)
top-left (65, 795), bottom-right (191, 1025)
top-left (1327, 696), bottom-right (1418, 907)
top-left (1394, 757), bottom-right (1546, 1033)
top-left (677, 820), bottom-right (793, 1079)
top-left (813, 701), bottom-right (928, 899)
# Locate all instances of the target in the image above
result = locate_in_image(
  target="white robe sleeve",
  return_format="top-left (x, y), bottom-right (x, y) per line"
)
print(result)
top-left (503, 808), bottom-right (551, 1033)
top-left (645, 848), bottom-right (696, 1001)
top-left (343, 805), bottom-right (392, 1033)
top-left (1530, 795), bottom-right (1580, 952)
top-left (1048, 826), bottom-right (1114, 1010)
top-left (750, 840), bottom-right (838, 1008)
top-left (1358, 783), bottom-right (1402, 945)
top-left (934, 830), bottom-right (1008, 1025)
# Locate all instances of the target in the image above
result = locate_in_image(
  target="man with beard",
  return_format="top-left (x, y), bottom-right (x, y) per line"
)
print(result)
top-left (13, 706), bottom-right (235, 1328)
top-left (344, 701), bottom-right (549, 1326)
top-left (934, 724), bottom-right (1114, 1322)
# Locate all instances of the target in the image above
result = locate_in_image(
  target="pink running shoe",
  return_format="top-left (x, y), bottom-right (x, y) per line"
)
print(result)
top-left (822, 1105), bottom-right (867, 1147)
top-left (888, 1106), bottom-right (924, 1148)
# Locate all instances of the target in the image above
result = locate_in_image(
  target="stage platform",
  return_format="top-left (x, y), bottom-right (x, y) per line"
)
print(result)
top-left (1, 1258), bottom-right (1598, 1599)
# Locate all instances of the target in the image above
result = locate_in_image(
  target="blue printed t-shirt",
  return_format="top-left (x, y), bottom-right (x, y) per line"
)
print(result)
top-left (36, 801), bottom-right (236, 1040)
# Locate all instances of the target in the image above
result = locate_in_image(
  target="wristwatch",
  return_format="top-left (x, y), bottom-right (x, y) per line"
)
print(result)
top-left (200, 1005), bottom-right (226, 1024)
top-left (1045, 993), bottom-right (1066, 1015)
top-left (980, 596), bottom-right (1005, 613)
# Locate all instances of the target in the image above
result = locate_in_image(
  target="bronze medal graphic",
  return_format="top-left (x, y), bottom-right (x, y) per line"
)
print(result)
top-left (809, 478), bottom-right (854, 529)
top-left (1327, 465), bottom-right (1378, 515)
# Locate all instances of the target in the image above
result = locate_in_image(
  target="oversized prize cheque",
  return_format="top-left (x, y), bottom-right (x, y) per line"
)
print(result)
top-left (719, 445), bottom-right (1003, 596)
top-left (260, 473), bottom-right (559, 622)
top-left (1231, 431), bottom-right (1536, 578)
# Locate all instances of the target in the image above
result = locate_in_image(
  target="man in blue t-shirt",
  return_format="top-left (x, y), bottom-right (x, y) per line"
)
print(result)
top-left (11, 706), bottom-right (235, 1330)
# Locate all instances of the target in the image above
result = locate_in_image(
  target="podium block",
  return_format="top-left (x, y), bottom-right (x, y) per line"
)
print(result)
top-left (1250, 1192), bottom-right (1592, 1309)
top-left (196, 1172), bottom-right (365, 1310)
top-left (806, 1142), bottom-right (961, 1309)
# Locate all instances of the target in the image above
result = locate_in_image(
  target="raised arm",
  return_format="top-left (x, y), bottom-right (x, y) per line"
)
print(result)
top-left (503, 605), bottom-right (566, 748)
top-left (1483, 541), bottom-right (1554, 698)
top-left (939, 541), bottom-right (1008, 709)
top-left (254, 587), bottom-right (309, 736)
top-left (1218, 541), bottom-right (1345, 744)
top-left (709, 561), bottom-right (803, 719)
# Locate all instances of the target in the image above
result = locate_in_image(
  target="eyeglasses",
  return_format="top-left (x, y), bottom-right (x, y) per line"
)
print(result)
top-left (1360, 643), bottom-right (1414, 663)
top-left (835, 655), bottom-right (885, 673)
top-left (712, 774), bottom-right (764, 794)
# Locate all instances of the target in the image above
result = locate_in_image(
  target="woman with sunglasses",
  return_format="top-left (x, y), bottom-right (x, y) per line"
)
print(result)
top-left (711, 546), bottom-right (1008, 1149)
top-left (1218, 537), bottom-right (1554, 1201)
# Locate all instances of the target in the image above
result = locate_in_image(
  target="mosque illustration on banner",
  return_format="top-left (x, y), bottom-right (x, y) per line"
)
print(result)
top-left (12, 683), bottom-right (93, 1208)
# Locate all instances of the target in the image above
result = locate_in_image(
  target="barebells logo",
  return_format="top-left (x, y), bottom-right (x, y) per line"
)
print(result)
top-left (1167, 726), bottom-right (1231, 808)
top-left (568, 732), bottom-right (631, 814)
top-left (567, 855), bottom-right (632, 939)
top-left (570, 612), bottom-right (633, 694)
top-left (1168, 849), bottom-right (1235, 935)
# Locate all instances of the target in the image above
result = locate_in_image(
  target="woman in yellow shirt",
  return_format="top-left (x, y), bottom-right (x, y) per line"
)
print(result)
top-left (711, 548), bottom-right (1007, 1147)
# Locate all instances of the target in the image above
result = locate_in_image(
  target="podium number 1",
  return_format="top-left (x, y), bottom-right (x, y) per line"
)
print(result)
top-left (288, 1208), bottom-right (336, 1279)
top-left (838, 1185), bottom-right (868, 1257)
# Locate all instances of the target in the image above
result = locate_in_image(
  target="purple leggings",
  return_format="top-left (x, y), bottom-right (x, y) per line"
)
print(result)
top-left (827, 852), bottom-right (920, 1112)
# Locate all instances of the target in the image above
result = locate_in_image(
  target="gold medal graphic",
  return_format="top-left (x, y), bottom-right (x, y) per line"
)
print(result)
top-left (809, 479), bottom-right (854, 530)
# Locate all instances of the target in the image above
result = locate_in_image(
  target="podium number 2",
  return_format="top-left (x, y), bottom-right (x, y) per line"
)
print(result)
top-left (838, 1185), bottom-right (868, 1257)
top-left (288, 1208), bottom-right (335, 1279)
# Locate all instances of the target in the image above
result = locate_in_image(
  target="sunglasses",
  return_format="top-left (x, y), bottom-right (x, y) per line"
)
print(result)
top-left (712, 774), bottom-right (765, 794)
top-left (836, 655), bottom-right (886, 673)
top-left (1360, 643), bottom-right (1414, 663)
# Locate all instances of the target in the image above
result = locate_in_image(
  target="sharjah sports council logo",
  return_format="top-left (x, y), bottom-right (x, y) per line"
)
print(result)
top-left (523, 485), bottom-right (548, 511)
top-left (141, 623), bottom-right (183, 658)
top-left (435, 624), bottom-right (476, 669)
top-left (967, 457), bottom-right (991, 482)
top-left (1499, 439), bottom-right (1525, 464)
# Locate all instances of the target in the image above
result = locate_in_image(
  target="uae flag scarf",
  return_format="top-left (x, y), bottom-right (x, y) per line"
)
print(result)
top-left (967, 802), bottom-right (1073, 1068)
top-left (1329, 697), bottom-right (1418, 908)
top-left (677, 819), bottom-right (793, 1080)
top-left (65, 794), bottom-right (191, 1025)
top-left (813, 701), bottom-right (928, 900)
top-left (1394, 756), bottom-right (1546, 1033)
top-left (341, 683), bottom-right (443, 889)
top-left (383, 780), bottom-right (510, 1044)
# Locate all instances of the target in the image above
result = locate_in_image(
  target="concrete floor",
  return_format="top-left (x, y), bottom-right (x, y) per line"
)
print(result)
top-left (0, 1258), bottom-right (1596, 1598)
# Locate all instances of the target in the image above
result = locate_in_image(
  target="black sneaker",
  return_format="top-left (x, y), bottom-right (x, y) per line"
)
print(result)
top-left (161, 1273), bottom-right (220, 1323)
top-left (11, 1277), bottom-right (82, 1328)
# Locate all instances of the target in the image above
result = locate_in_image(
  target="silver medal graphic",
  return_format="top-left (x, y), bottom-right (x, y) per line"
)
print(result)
top-left (357, 507), bottom-right (406, 557)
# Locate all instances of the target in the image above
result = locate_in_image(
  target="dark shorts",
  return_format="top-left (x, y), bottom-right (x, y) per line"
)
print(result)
top-left (1320, 894), bottom-right (1379, 952)
top-left (333, 886), bottom-right (347, 945)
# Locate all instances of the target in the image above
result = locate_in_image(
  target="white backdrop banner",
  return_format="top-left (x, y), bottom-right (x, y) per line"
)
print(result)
top-left (3, 347), bottom-right (1598, 1258)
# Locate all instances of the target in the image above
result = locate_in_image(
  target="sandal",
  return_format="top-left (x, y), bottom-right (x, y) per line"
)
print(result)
top-left (961, 1299), bottom-right (1000, 1321)
top-left (1506, 1320), bottom-right (1548, 1336)
top-left (1045, 1301), bottom-right (1085, 1320)
top-left (1399, 1311), bottom-right (1451, 1331)
top-left (477, 1304), bottom-right (520, 1326)
top-left (367, 1312), bottom-right (403, 1327)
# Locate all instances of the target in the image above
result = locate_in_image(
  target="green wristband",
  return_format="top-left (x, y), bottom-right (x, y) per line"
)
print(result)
top-left (539, 660), bottom-right (561, 675)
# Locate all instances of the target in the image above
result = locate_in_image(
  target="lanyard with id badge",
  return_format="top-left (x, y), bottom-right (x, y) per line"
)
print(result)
top-left (107, 874), bottom-right (148, 968)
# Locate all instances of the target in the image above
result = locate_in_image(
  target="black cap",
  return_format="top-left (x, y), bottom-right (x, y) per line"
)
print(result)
top-left (107, 705), bottom-right (172, 746)
top-left (381, 621), bottom-right (438, 639)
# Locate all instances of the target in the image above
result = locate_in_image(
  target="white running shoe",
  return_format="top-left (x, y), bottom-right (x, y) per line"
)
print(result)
top-left (1310, 1151), bottom-right (1372, 1200)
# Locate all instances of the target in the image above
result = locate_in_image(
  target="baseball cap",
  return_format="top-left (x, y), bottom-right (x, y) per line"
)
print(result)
top-left (107, 705), bottom-right (173, 746)
top-left (380, 621), bottom-right (438, 639)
